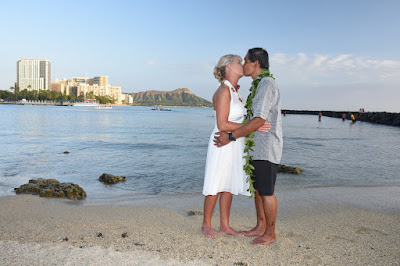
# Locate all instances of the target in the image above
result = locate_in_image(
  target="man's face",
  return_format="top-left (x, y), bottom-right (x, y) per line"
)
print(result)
top-left (243, 54), bottom-right (257, 77)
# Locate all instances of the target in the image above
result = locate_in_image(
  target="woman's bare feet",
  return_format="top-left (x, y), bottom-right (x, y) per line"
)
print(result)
top-left (241, 226), bottom-right (266, 237)
top-left (250, 232), bottom-right (276, 245)
top-left (202, 226), bottom-right (217, 238)
top-left (220, 226), bottom-right (244, 236)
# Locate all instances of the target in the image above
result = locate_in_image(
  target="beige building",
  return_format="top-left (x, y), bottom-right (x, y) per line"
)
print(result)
top-left (51, 76), bottom-right (123, 103)
top-left (122, 93), bottom-right (133, 104)
top-left (17, 59), bottom-right (51, 91)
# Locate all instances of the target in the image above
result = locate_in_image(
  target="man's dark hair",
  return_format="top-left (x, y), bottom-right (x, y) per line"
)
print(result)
top-left (247, 48), bottom-right (269, 69)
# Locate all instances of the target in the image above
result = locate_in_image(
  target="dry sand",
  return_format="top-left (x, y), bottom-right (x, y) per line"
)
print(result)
top-left (0, 186), bottom-right (399, 265)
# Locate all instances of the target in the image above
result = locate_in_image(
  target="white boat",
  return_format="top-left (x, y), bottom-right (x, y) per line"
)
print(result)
top-left (95, 105), bottom-right (112, 109)
top-left (73, 98), bottom-right (100, 107)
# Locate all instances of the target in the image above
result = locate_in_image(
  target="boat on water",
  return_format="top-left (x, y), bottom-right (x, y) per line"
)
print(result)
top-left (73, 98), bottom-right (100, 107)
top-left (151, 106), bottom-right (159, 110)
top-left (159, 107), bottom-right (171, 111)
top-left (95, 105), bottom-right (112, 109)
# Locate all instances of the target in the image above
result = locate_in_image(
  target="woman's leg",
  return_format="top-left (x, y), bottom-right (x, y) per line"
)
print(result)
top-left (202, 194), bottom-right (219, 238)
top-left (219, 192), bottom-right (243, 236)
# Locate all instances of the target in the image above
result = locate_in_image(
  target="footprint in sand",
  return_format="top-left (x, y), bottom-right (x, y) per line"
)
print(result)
top-left (354, 226), bottom-right (387, 236)
top-left (325, 235), bottom-right (354, 242)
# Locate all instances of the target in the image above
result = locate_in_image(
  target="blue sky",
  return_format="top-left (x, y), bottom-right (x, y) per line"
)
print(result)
top-left (1, 0), bottom-right (399, 111)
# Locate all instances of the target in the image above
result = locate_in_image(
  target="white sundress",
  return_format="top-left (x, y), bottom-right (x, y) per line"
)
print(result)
top-left (202, 80), bottom-right (250, 196)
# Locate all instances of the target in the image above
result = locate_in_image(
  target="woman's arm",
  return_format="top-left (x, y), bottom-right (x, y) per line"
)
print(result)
top-left (214, 85), bottom-right (271, 132)
top-left (214, 85), bottom-right (243, 132)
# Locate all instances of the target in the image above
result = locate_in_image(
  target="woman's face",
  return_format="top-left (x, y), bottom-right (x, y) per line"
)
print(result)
top-left (227, 59), bottom-right (243, 77)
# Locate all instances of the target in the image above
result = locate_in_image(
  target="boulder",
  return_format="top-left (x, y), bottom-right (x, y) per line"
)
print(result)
top-left (98, 173), bottom-right (126, 184)
top-left (278, 164), bottom-right (302, 174)
top-left (14, 178), bottom-right (86, 200)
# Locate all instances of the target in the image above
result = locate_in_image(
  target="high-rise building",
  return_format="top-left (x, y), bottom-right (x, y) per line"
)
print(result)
top-left (17, 59), bottom-right (51, 91)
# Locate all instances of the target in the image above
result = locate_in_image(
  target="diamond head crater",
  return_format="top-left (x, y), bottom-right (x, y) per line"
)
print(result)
top-left (126, 88), bottom-right (212, 107)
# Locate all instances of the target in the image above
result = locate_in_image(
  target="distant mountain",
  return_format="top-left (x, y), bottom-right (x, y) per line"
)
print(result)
top-left (128, 88), bottom-right (212, 107)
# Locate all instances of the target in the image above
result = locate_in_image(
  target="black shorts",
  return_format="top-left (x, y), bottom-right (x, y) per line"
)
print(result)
top-left (251, 160), bottom-right (278, 196)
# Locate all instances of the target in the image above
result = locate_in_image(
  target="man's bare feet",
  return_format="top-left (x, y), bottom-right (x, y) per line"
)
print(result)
top-left (250, 232), bottom-right (276, 245)
top-left (241, 226), bottom-right (266, 237)
top-left (202, 226), bottom-right (217, 238)
top-left (220, 226), bottom-right (244, 236)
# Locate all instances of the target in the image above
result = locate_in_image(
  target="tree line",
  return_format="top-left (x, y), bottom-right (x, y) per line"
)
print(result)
top-left (0, 88), bottom-right (115, 104)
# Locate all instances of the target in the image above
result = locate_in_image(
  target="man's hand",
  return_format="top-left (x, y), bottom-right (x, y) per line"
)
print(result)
top-left (213, 131), bottom-right (230, 147)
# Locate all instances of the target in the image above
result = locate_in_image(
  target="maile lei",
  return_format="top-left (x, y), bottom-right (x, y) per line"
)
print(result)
top-left (243, 68), bottom-right (275, 198)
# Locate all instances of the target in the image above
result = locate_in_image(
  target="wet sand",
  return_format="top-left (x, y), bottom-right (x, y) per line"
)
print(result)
top-left (0, 186), bottom-right (399, 265)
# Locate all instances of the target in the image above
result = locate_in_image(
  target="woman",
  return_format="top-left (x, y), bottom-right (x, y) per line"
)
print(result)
top-left (202, 54), bottom-right (269, 238)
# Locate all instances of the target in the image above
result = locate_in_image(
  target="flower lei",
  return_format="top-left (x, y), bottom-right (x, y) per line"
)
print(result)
top-left (223, 80), bottom-right (244, 104)
top-left (243, 68), bottom-right (275, 198)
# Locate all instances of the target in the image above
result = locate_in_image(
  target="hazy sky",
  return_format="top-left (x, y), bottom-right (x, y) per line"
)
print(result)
top-left (1, 0), bottom-right (399, 112)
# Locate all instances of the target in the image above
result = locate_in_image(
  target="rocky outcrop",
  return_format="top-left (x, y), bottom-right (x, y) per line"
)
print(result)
top-left (278, 164), bottom-right (302, 174)
top-left (98, 173), bottom-right (126, 184)
top-left (129, 88), bottom-right (213, 107)
top-left (14, 178), bottom-right (86, 200)
top-left (282, 110), bottom-right (400, 127)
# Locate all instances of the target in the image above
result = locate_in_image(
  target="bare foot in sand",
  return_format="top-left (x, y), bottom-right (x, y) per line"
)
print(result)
top-left (241, 227), bottom-right (266, 237)
top-left (202, 226), bottom-right (217, 238)
top-left (220, 226), bottom-right (244, 236)
top-left (250, 233), bottom-right (276, 245)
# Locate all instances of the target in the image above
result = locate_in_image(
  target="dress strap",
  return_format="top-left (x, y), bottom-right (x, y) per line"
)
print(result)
top-left (222, 80), bottom-right (244, 105)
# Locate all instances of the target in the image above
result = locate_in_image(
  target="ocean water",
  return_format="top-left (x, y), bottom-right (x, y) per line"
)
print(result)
top-left (0, 105), bottom-right (399, 203)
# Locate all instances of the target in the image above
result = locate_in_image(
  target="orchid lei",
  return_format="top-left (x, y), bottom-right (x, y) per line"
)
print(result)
top-left (243, 68), bottom-right (275, 198)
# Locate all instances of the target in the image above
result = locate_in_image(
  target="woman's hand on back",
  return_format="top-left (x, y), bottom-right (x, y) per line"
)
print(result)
top-left (257, 122), bottom-right (271, 132)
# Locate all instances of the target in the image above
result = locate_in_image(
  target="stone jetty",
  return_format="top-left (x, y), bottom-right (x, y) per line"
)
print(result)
top-left (282, 110), bottom-right (400, 127)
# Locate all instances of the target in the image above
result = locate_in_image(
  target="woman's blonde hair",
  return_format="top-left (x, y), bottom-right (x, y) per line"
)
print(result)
top-left (213, 54), bottom-right (242, 82)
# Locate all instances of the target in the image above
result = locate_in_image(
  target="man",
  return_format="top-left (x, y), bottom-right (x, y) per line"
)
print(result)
top-left (214, 47), bottom-right (283, 245)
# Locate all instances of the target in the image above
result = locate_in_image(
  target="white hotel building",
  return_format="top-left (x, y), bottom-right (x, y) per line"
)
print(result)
top-left (17, 59), bottom-right (51, 91)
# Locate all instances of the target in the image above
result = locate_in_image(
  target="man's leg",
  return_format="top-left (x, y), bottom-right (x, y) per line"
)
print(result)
top-left (219, 192), bottom-right (242, 236)
top-left (251, 193), bottom-right (277, 245)
top-left (202, 194), bottom-right (219, 238)
top-left (242, 189), bottom-right (267, 236)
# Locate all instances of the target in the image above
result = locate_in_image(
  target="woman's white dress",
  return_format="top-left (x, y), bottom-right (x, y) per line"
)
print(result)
top-left (203, 80), bottom-right (250, 196)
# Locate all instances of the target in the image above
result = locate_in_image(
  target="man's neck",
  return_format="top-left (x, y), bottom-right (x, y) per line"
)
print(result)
top-left (251, 68), bottom-right (262, 80)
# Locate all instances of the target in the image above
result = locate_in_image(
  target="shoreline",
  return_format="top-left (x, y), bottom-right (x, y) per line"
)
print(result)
top-left (1, 186), bottom-right (399, 265)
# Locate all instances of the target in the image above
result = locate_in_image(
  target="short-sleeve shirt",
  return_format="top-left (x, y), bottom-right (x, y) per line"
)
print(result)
top-left (250, 77), bottom-right (283, 164)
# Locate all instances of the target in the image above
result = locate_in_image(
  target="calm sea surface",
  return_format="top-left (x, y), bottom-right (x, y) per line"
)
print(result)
top-left (0, 105), bottom-right (399, 203)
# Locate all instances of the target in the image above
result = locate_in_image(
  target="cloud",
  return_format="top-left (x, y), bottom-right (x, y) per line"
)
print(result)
top-left (145, 60), bottom-right (156, 66)
top-left (271, 53), bottom-right (400, 83)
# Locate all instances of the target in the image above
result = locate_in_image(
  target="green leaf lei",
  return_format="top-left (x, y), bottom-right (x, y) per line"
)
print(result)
top-left (243, 68), bottom-right (275, 198)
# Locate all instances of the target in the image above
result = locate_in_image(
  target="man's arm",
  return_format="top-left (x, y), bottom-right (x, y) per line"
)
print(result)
top-left (213, 117), bottom-right (265, 147)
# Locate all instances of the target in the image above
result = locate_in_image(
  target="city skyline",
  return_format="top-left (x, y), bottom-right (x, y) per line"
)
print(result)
top-left (1, 0), bottom-right (399, 112)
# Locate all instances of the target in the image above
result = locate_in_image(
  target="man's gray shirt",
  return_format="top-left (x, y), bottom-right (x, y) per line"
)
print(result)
top-left (250, 77), bottom-right (283, 164)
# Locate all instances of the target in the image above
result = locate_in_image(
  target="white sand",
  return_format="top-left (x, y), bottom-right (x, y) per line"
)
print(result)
top-left (0, 186), bottom-right (399, 265)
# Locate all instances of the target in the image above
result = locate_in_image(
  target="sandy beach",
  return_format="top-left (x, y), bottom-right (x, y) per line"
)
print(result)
top-left (1, 186), bottom-right (399, 265)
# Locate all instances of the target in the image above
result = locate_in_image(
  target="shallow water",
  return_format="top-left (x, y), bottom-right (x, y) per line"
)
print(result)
top-left (0, 105), bottom-right (399, 202)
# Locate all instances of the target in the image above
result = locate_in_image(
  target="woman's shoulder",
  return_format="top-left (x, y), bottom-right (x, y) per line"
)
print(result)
top-left (215, 83), bottom-right (230, 96)
top-left (213, 84), bottom-right (231, 103)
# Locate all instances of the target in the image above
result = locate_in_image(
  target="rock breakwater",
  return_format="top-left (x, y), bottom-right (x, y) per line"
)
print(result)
top-left (282, 110), bottom-right (400, 127)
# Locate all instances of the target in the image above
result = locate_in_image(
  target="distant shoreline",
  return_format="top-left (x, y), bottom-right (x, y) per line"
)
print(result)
top-left (0, 101), bottom-right (212, 108)
top-left (1, 102), bottom-right (398, 126)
